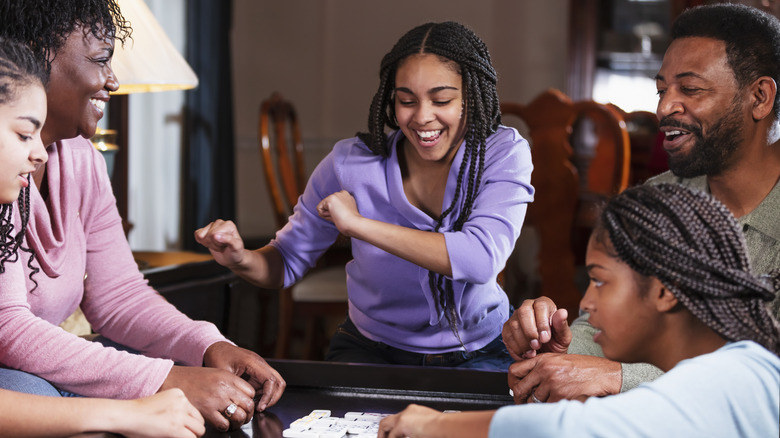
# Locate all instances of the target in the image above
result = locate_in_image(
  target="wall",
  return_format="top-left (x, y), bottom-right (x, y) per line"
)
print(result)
top-left (230, 0), bottom-right (570, 240)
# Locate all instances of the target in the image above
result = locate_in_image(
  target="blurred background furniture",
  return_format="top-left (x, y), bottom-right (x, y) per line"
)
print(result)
top-left (259, 92), bottom-right (350, 360)
top-left (500, 89), bottom-right (631, 320)
top-left (608, 105), bottom-right (665, 185)
top-left (500, 90), bottom-right (582, 321)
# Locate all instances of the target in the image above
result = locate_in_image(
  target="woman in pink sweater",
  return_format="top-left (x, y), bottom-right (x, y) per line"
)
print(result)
top-left (0, 37), bottom-right (205, 438)
top-left (0, 0), bottom-right (284, 432)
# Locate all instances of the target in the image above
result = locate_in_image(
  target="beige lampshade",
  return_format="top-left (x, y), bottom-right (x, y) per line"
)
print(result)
top-left (111, 0), bottom-right (198, 94)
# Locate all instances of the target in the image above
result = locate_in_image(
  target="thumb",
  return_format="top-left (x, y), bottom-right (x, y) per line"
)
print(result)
top-left (549, 309), bottom-right (572, 352)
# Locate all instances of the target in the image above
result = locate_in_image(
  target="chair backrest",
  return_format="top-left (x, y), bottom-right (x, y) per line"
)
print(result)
top-left (500, 89), bottom-right (582, 317)
top-left (571, 101), bottom-right (631, 196)
top-left (607, 104), bottom-right (664, 185)
top-left (500, 89), bottom-right (632, 318)
top-left (259, 92), bottom-right (307, 229)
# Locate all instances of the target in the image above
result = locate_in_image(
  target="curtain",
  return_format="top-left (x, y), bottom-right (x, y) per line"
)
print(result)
top-left (182, 0), bottom-right (235, 251)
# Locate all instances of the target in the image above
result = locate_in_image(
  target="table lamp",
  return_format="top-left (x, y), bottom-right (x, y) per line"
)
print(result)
top-left (90, 0), bottom-right (199, 234)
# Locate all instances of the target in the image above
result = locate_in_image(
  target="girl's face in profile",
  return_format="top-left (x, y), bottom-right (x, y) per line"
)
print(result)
top-left (0, 82), bottom-right (47, 204)
top-left (394, 53), bottom-right (467, 165)
top-left (580, 232), bottom-right (661, 365)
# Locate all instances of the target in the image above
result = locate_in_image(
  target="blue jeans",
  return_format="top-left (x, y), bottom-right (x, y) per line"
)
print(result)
top-left (0, 336), bottom-right (137, 398)
top-left (326, 315), bottom-right (514, 372)
top-left (0, 367), bottom-right (61, 397)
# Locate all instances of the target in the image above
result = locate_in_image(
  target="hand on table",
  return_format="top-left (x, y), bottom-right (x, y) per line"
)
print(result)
top-left (507, 353), bottom-right (622, 404)
top-left (379, 404), bottom-right (442, 438)
top-left (203, 342), bottom-right (285, 413)
top-left (317, 190), bottom-right (361, 236)
top-left (194, 219), bottom-right (247, 269)
top-left (120, 389), bottom-right (205, 438)
top-left (159, 364), bottom-right (255, 432)
top-left (502, 297), bottom-right (571, 361)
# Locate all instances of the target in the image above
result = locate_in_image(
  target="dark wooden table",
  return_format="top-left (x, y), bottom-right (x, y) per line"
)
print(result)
top-left (204, 359), bottom-right (513, 437)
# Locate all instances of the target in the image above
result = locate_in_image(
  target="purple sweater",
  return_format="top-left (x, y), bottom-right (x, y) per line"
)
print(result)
top-left (271, 127), bottom-right (534, 353)
top-left (0, 136), bottom-right (227, 399)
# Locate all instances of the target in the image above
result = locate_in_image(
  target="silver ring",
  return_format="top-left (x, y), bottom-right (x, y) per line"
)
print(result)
top-left (531, 392), bottom-right (543, 403)
top-left (224, 402), bottom-right (238, 417)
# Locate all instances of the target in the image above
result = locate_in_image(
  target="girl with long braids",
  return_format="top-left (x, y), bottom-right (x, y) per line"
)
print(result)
top-left (379, 183), bottom-right (780, 437)
top-left (197, 21), bottom-right (533, 369)
top-left (0, 38), bottom-right (204, 438)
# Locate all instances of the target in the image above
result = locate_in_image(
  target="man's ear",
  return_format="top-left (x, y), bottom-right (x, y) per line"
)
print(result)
top-left (651, 278), bottom-right (679, 312)
top-left (750, 76), bottom-right (777, 121)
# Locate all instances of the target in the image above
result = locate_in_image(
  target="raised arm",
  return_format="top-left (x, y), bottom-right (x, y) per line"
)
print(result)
top-left (194, 219), bottom-right (285, 289)
top-left (317, 190), bottom-right (452, 276)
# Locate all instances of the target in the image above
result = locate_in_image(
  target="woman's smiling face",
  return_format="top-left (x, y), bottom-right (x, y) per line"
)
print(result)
top-left (43, 24), bottom-right (118, 145)
top-left (393, 53), bottom-right (466, 165)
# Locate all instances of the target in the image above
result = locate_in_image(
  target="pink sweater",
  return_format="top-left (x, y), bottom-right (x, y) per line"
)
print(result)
top-left (0, 136), bottom-right (228, 399)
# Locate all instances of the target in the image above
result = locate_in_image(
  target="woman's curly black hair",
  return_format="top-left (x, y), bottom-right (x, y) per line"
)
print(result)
top-left (358, 21), bottom-right (501, 348)
top-left (0, 38), bottom-right (48, 287)
top-left (0, 0), bottom-right (132, 75)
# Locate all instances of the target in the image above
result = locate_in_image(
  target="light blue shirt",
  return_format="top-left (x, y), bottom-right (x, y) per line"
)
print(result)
top-left (489, 341), bottom-right (780, 437)
top-left (270, 126), bottom-right (534, 353)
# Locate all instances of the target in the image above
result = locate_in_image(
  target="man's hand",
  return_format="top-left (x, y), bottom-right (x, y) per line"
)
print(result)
top-left (508, 353), bottom-right (622, 404)
top-left (203, 342), bottom-right (285, 413)
top-left (502, 297), bottom-right (571, 361)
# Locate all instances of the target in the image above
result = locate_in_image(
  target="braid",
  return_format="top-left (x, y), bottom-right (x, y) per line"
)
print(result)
top-left (598, 184), bottom-right (780, 355)
top-left (359, 22), bottom-right (501, 348)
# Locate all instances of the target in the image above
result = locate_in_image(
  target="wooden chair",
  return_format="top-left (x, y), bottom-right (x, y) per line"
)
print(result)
top-left (500, 89), bottom-right (631, 320)
top-left (608, 105), bottom-right (665, 185)
top-left (259, 92), bottom-right (349, 360)
top-left (500, 90), bottom-right (582, 321)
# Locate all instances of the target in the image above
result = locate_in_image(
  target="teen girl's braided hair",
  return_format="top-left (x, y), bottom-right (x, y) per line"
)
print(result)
top-left (0, 39), bottom-right (48, 288)
top-left (0, 0), bottom-right (131, 75)
top-left (596, 183), bottom-right (780, 356)
top-left (357, 22), bottom-right (501, 346)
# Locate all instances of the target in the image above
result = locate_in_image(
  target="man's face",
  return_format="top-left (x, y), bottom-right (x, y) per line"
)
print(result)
top-left (655, 37), bottom-right (748, 178)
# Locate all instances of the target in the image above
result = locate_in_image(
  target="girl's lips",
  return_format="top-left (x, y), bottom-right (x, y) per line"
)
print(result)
top-left (416, 129), bottom-right (442, 147)
top-left (592, 329), bottom-right (602, 344)
top-left (18, 174), bottom-right (29, 188)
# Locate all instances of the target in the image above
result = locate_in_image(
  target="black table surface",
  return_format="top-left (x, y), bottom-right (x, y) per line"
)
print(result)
top-left (203, 358), bottom-right (514, 437)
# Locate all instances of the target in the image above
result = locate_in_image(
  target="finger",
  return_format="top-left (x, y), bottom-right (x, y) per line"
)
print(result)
top-left (550, 308), bottom-right (572, 349)
top-left (255, 372), bottom-right (285, 411)
top-left (501, 317), bottom-right (526, 361)
top-left (533, 300), bottom-right (557, 345)
top-left (515, 301), bottom-right (541, 349)
top-left (378, 414), bottom-right (398, 438)
top-left (509, 357), bottom-right (544, 402)
top-left (186, 405), bottom-right (206, 436)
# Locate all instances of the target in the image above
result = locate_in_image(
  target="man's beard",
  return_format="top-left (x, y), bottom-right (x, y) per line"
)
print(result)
top-left (662, 99), bottom-right (744, 178)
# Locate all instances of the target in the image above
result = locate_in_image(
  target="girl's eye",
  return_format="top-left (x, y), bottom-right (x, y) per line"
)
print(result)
top-left (17, 133), bottom-right (32, 141)
top-left (434, 99), bottom-right (453, 106)
top-left (590, 278), bottom-right (604, 287)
